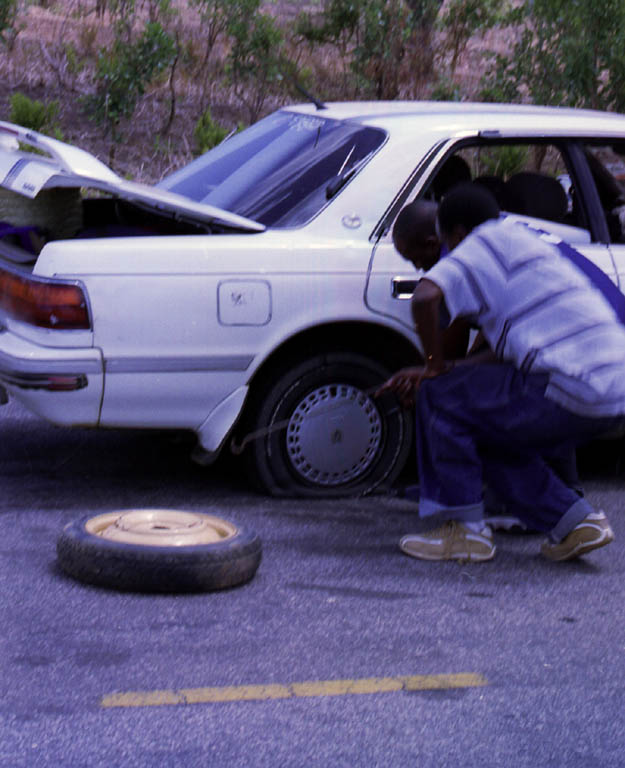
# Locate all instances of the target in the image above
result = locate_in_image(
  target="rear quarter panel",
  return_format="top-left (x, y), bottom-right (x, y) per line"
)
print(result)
top-left (35, 231), bottom-right (401, 432)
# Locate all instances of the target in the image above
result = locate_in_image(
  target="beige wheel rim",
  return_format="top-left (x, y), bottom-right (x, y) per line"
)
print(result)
top-left (85, 510), bottom-right (238, 547)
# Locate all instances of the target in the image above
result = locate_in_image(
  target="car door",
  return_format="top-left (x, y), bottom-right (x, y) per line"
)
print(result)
top-left (364, 140), bottom-right (452, 343)
top-left (576, 140), bottom-right (625, 294)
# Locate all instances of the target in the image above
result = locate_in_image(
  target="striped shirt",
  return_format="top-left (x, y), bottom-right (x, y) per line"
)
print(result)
top-left (425, 218), bottom-right (625, 418)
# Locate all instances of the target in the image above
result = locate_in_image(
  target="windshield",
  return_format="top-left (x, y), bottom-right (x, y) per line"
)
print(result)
top-left (158, 111), bottom-right (386, 228)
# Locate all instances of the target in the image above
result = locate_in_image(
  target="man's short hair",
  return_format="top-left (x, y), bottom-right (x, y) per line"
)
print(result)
top-left (437, 183), bottom-right (500, 237)
top-left (392, 200), bottom-right (437, 248)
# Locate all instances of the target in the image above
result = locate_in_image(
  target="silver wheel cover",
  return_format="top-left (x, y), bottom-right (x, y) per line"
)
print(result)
top-left (285, 383), bottom-right (382, 486)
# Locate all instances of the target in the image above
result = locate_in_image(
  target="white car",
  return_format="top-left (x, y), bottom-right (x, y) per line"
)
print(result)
top-left (1, 102), bottom-right (625, 497)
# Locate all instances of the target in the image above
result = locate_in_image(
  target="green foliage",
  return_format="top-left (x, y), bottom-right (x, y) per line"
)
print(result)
top-left (478, 52), bottom-right (520, 104)
top-left (99, 0), bottom-right (135, 24)
top-left (87, 21), bottom-right (176, 140)
top-left (191, 0), bottom-right (246, 67)
top-left (296, 0), bottom-right (440, 99)
top-left (145, 0), bottom-right (175, 23)
top-left (437, 0), bottom-right (501, 77)
top-left (481, 0), bottom-right (625, 111)
top-left (473, 145), bottom-right (529, 180)
top-left (351, 0), bottom-right (410, 99)
top-left (15, 0), bottom-right (625, 181)
top-left (194, 109), bottom-right (231, 154)
top-left (398, 0), bottom-right (440, 91)
top-left (226, 1), bottom-right (288, 122)
top-left (9, 92), bottom-right (61, 134)
top-left (294, 0), bottom-right (361, 95)
top-left (0, 0), bottom-right (17, 47)
top-left (430, 76), bottom-right (464, 102)
top-left (296, 0), bottom-right (360, 48)
top-left (63, 42), bottom-right (92, 76)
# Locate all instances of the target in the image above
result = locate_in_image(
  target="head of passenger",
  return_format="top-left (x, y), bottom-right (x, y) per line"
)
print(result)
top-left (431, 155), bottom-right (472, 200)
top-left (437, 183), bottom-right (500, 252)
top-left (392, 200), bottom-right (441, 271)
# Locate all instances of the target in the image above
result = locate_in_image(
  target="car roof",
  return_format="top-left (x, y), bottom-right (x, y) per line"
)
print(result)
top-left (286, 101), bottom-right (625, 138)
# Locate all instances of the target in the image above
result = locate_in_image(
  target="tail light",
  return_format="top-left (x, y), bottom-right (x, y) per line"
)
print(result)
top-left (0, 265), bottom-right (91, 330)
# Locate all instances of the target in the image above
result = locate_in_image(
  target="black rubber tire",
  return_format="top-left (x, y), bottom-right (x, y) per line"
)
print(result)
top-left (56, 514), bottom-right (262, 592)
top-left (245, 352), bottom-right (413, 498)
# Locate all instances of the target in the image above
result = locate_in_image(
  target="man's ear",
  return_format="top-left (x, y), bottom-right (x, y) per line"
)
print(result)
top-left (424, 234), bottom-right (441, 261)
top-left (449, 224), bottom-right (469, 249)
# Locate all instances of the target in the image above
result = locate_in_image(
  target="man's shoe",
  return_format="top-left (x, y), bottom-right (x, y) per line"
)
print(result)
top-left (399, 521), bottom-right (495, 562)
top-left (541, 511), bottom-right (614, 561)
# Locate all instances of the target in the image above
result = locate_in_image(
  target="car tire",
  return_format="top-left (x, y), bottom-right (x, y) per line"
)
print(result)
top-left (56, 510), bottom-right (262, 592)
top-left (245, 352), bottom-right (413, 497)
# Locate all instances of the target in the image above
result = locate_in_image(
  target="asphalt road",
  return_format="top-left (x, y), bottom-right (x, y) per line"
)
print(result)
top-left (1, 398), bottom-right (624, 767)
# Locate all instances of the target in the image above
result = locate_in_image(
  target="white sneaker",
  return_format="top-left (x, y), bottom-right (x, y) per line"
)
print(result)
top-left (542, 511), bottom-right (614, 561)
top-left (400, 521), bottom-right (495, 562)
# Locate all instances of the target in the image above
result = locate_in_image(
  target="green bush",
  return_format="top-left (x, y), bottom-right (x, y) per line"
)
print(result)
top-left (473, 145), bottom-right (529, 180)
top-left (87, 21), bottom-right (176, 141)
top-left (9, 92), bottom-right (61, 134)
top-left (437, 0), bottom-right (501, 77)
top-left (430, 76), bottom-right (464, 102)
top-left (296, 0), bottom-right (440, 100)
top-left (481, 0), bottom-right (625, 112)
top-left (193, 109), bottom-right (229, 154)
top-left (227, 4), bottom-right (287, 122)
top-left (0, 0), bottom-right (17, 47)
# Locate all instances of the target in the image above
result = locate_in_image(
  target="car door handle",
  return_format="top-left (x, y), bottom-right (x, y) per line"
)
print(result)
top-left (391, 277), bottom-right (418, 299)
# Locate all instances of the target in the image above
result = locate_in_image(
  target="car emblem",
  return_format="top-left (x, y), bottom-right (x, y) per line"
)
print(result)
top-left (342, 214), bottom-right (361, 229)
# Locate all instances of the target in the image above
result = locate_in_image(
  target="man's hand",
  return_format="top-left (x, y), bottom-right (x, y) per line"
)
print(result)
top-left (376, 367), bottom-right (424, 408)
top-left (375, 363), bottom-right (449, 408)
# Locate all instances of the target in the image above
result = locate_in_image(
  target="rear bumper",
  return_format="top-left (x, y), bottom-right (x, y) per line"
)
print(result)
top-left (0, 366), bottom-right (88, 391)
top-left (0, 329), bottom-right (103, 424)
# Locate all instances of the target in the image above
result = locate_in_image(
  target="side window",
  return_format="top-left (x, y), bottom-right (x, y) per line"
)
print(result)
top-left (582, 143), bottom-right (625, 243)
top-left (423, 142), bottom-right (591, 244)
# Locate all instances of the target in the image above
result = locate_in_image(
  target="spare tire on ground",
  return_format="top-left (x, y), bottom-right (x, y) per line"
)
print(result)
top-left (56, 509), bottom-right (262, 592)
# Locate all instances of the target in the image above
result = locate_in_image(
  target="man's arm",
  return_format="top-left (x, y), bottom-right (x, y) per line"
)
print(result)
top-left (442, 318), bottom-right (471, 361)
top-left (414, 284), bottom-right (498, 368)
top-left (375, 279), bottom-right (448, 405)
top-left (411, 278), bottom-right (447, 376)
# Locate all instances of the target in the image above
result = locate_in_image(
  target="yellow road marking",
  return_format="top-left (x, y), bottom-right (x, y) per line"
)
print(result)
top-left (101, 673), bottom-right (488, 709)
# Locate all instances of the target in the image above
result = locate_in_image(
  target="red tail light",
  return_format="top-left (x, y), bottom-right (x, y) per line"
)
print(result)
top-left (0, 266), bottom-right (91, 330)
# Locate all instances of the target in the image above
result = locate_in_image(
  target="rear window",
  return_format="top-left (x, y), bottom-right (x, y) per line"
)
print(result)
top-left (159, 111), bottom-right (386, 228)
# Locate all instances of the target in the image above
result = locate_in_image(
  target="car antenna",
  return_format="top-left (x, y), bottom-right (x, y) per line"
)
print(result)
top-left (293, 80), bottom-right (327, 111)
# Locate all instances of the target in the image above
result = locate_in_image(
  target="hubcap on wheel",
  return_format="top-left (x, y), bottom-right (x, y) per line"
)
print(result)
top-left (285, 383), bottom-right (382, 486)
top-left (85, 510), bottom-right (238, 547)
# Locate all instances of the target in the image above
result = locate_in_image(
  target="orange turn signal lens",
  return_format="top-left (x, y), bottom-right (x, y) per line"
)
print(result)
top-left (0, 266), bottom-right (91, 330)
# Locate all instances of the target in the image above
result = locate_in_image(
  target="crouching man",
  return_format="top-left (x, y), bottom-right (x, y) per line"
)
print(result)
top-left (380, 184), bottom-right (625, 562)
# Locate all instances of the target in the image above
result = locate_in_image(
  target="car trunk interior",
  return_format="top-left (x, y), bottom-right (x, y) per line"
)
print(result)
top-left (0, 188), bottom-right (210, 269)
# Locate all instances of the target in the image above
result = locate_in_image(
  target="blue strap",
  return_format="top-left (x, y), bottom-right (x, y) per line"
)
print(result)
top-left (509, 217), bottom-right (625, 326)
top-left (551, 238), bottom-right (625, 325)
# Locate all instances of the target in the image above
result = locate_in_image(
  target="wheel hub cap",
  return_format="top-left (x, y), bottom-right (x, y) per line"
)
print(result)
top-left (85, 510), bottom-right (237, 547)
top-left (286, 384), bottom-right (382, 486)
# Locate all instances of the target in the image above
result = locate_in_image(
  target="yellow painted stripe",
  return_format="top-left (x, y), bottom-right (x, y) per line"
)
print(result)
top-left (101, 673), bottom-right (487, 709)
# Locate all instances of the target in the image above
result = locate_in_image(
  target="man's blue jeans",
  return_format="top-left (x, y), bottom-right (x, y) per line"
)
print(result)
top-left (414, 363), bottom-right (623, 541)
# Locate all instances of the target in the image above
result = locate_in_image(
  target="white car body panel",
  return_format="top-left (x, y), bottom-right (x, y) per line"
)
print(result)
top-left (32, 226), bottom-right (406, 440)
top-left (0, 328), bottom-right (103, 423)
